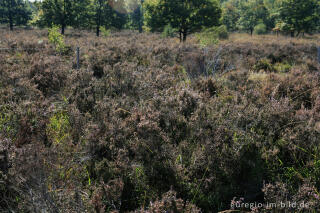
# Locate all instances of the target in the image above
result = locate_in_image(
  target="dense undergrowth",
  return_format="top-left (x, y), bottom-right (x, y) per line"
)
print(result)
top-left (0, 29), bottom-right (320, 212)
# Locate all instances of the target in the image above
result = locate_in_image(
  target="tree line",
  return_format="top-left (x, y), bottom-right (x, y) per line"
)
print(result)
top-left (222, 0), bottom-right (320, 37)
top-left (0, 0), bottom-right (320, 41)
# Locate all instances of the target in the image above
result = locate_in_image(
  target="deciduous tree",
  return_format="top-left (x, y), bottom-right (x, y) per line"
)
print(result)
top-left (279, 0), bottom-right (319, 37)
top-left (237, 0), bottom-right (268, 35)
top-left (0, 0), bottom-right (31, 31)
top-left (144, 0), bottom-right (221, 42)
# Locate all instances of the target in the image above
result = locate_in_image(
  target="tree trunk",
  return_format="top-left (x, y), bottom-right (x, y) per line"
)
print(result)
top-left (9, 16), bottom-right (13, 31)
top-left (96, 2), bottom-right (102, 37)
top-left (61, 0), bottom-right (66, 35)
top-left (9, 0), bottom-right (13, 31)
top-left (96, 25), bottom-right (100, 37)
top-left (138, 21), bottom-right (142, 33)
top-left (250, 28), bottom-right (253, 36)
top-left (138, 6), bottom-right (142, 33)
top-left (139, 0), bottom-right (144, 33)
top-left (179, 31), bottom-right (182, 42)
top-left (61, 23), bottom-right (65, 35)
top-left (96, 13), bottom-right (100, 37)
top-left (182, 31), bottom-right (187, 42)
top-left (290, 31), bottom-right (294, 38)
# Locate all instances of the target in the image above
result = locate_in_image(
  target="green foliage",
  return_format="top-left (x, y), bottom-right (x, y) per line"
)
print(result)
top-left (48, 25), bottom-right (66, 53)
top-left (221, 0), bottom-right (320, 35)
top-left (237, 0), bottom-right (268, 35)
top-left (177, 66), bottom-right (191, 85)
top-left (196, 25), bottom-right (228, 47)
top-left (93, 0), bottom-right (127, 36)
top-left (41, 0), bottom-right (72, 33)
top-left (144, 0), bottom-right (221, 42)
top-left (196, 31), bottom-right (219, 47)
top-left (221, 0), bottom-right (240, 32)
top-left (161, 24), bottom-right (176, 38)
top-left (253, 58), bottom-right (273, 71)
top-left (254, 22), bottom-right (267, 35)
top-left (127, 1), bottom-right (144, 32)
top-left (279, 0), bottom-right (319, 36)
top-left (215, 25), bottom-right (229, 39)
top-left (0, 0), bottom-right (32, 30)
top-left (46, 110), bottom-right (70, 145)
top-left (100, 26), bottom-right (111, 37)
top-left (274, 62), bottom-right (292, 73)
top-left (0, 107), bottom-right (17, 139)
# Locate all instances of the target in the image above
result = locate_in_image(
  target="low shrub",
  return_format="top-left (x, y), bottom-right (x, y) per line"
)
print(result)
top-left (196, 30), bottom-right (219, 47)
top-left (274, 62), bottom-right (292, 73)
top-left (196, 25), bottom-right (229, 47)
top-left (100, 26), bottom-right (111, 37)
top-left (253, 58), bottom-right (274, 72)
top-left (28, 56), bottom-right (66, 96)
top-left (48, 25), bottom-right (67, 53)
top-left (254, 23), bottom-right (267, 35)
top-left (46, 110), bottom-right (71, 146)
top-left (215, 25), bottom-right (229, 39)
top-left (161, 24), bottom-right (177, 38)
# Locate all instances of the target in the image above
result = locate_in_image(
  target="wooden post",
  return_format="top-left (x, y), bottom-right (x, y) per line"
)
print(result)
top-left (76, 47), bottom-right (80, 69)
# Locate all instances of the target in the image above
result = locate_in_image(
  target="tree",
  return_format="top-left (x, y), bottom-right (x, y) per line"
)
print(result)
top-left (41, 0), bottom-right (75, 34)
top-left (222, 0), bottom-right (240, 32)
top-left (263, 0), bottom-right (281, 30)
top-left (279, 0), bottom-right (319, 37)
top-left (237, 0), bottom-right (268, 35)
top-left (144, 0), bottom-right (221, 42)
top-left (93, 0), bottom-right (127, 37)
top-left (71, 0), bottom-right (93, 29)
top-left (316, 1), bottom-right (320, 32)
top-left (0, 0), bottom-right (31, 31)
top-left (128, 0), bottom-right (144, 33)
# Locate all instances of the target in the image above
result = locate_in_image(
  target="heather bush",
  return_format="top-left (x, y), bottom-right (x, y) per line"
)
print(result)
top-left (136, 190), bottom-right (201, 212)
top-left (28, 56), bottom-right (67, 96)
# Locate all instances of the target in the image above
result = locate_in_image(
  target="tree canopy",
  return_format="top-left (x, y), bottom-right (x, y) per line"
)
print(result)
top-left (0, 0), bottom-right (319, 37)
top-left (279, 0), bottom-right (319, 36)
top-left (0, 0), bottom-right (31, 30)
top-left (144, 0), bottom-right (222, 42)
top-left (221, 0), bottom-right (320, 36)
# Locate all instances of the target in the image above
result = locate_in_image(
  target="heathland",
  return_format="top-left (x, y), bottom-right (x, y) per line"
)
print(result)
top-left (0, 29), bottom-right (320, 212)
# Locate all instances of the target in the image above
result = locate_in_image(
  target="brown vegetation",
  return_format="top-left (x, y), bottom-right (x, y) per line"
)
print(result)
top-left (0, 29), bottom-right (320, 212)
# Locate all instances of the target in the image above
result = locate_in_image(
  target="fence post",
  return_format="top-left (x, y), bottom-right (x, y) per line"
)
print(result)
top-left (76, 47), bottom-right (80, 69)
